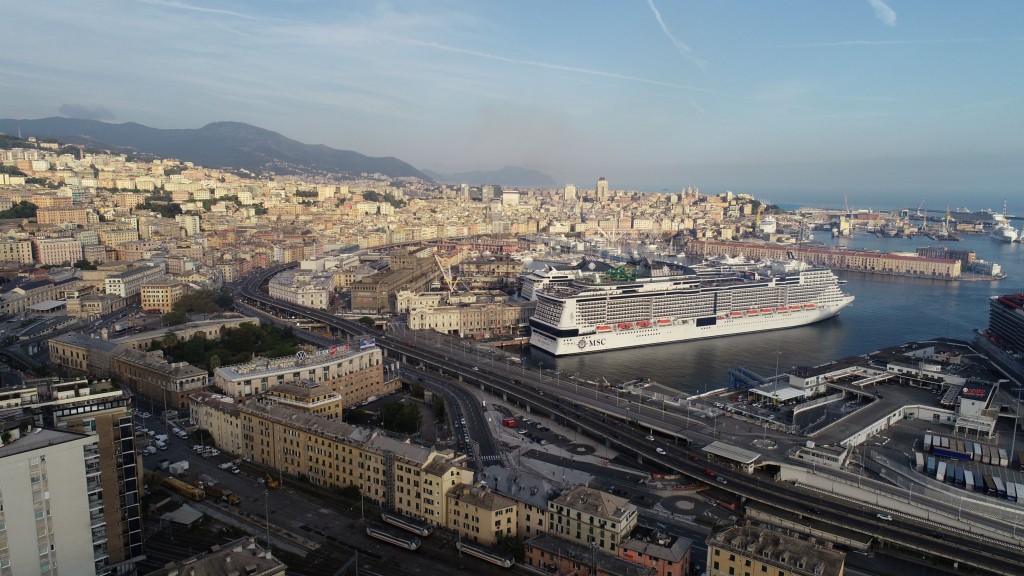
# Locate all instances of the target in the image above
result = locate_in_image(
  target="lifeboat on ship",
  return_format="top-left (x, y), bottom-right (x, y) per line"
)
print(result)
top-left (803, 303), bottom-right (817, 309)
top-left (729, 311), bottom-right (743, 318)
top-left (776, 307), bottom-right (789, 313)
top-left (657, 318), bottom-right (672, 325)
top-left (761, 308), bottom-right (774, 314)
top-left (788, 305), bottom-right (803, 311)
top-left (636, 320), bottom-right (652, 328)
top-left (616, 322), bottom-right (635, 330)
top-left (746, 310), bottom-right (760, 316)
top-left (595, 325), bottom-right (612, 333)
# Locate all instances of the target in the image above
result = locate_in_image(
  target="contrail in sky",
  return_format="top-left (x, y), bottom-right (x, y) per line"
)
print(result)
top-left (646, 0), bottom-right (708, 69)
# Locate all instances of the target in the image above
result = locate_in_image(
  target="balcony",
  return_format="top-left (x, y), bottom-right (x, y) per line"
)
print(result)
top-left (88, 495), bottom-right (104, 511)
top-left (90, 512), bottom-right (106, 529)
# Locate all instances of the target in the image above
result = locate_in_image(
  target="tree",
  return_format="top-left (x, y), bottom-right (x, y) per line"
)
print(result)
top-left (410, 382), bottom-right (425, 399)
top-left (161, 309), bottom-right (187, 326)
top-left (432, 396), bottom-right (446, 420)
top-left (0, 200), bottom-right (37, 219)
top-left (74, 259), bottom-right (98, 270)
top-left (357, 316), bottom-right (375, 328)
top-left (380, 401), bottom-right (421, 434)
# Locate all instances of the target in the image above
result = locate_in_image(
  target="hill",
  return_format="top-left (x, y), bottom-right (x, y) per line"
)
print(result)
top-left (0, 117), bottom-right (428, 180)
top-left (423, 165), bottom-right (557, 188)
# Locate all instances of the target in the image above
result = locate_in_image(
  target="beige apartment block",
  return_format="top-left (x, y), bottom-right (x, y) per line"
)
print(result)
top-left (112, 349), bottom-right (208, 409)
top-left (139, 277), bottom-right (185, 313)
top-left (706, 525), bottom-right (845, 576)
top-left (548, 486), bottom-right (639, 554)
top-left (446, 483), bottom-right (518, 547)
top-left (189, 397), bottom-right (473, 526)
top-left (214, 345), bottom-right (392, 407)
top-left (35, 205), bottom-right (97, 227)
top-left (33, 237), bottom-right (83, 265)
top-left (0, 239), bottom-right (34, 264)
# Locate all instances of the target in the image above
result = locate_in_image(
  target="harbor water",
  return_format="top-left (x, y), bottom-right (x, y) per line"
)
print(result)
top-left (522, 233), bottom-right (1024, 394)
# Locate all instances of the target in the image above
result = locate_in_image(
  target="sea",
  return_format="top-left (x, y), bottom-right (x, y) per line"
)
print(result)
top-left (520, 232), bottom-right (1024, 395)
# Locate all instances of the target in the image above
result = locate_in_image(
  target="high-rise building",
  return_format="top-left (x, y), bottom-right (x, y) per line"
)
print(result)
top-left (0, 378), bottom-right (144, 573)
top-left (563, 184), bottom-right (577, 202)
top-left (596, 177), bottom-right (609, 200)
top-left (0, 427), bottom-right (105, 576)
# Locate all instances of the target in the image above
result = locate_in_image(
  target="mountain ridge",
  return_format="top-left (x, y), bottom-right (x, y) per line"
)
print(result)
top-left (423, 165), bottom-right (557, 188)
top-left (0, 117), bottom-right (428, 180)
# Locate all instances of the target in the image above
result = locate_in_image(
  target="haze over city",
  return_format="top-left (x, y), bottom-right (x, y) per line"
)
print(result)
top-left (3, 0), bottom-right (1023, 207)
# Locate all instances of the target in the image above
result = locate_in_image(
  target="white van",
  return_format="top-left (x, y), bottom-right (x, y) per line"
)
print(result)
top-left (155, 440), bottom-right (167, 450)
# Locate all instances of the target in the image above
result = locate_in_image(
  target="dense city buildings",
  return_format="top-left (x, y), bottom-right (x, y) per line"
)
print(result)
top-left (706, 525), bottom-right (846, 576)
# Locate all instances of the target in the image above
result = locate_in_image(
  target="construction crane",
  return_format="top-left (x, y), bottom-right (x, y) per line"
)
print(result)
top-left (916, 197), bottom-right (926, 217)
top-left (433, 250), bottom-right (462, 296)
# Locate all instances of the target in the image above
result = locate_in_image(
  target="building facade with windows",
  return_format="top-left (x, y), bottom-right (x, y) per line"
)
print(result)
top-left (706, 526), bottom-right (845, 576)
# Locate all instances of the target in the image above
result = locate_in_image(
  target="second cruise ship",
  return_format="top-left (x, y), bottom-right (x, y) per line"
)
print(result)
top-left (528, 259), bottom-right (854, 356)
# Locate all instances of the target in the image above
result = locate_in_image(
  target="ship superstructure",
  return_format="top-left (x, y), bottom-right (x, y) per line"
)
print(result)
top-left (528, 259), bottom-right (854, 356)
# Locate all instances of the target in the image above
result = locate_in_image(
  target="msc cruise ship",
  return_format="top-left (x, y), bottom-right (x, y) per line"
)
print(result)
top-left (528, 259), bottom-right (854, 356)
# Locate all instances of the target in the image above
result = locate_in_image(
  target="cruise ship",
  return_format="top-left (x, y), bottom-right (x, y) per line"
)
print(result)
top-left (989, 222), bottom-right (1018, 243)
top-left (528, 259), bottom-right (854, 356)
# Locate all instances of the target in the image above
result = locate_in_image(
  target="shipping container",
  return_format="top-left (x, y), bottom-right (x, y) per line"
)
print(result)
top-left (924, 434), bottom-right (933, 452)
top-left (998, 448), bottom-right (1009, 468)
top-left (933, 444), bottom-right (972, 461)
top-left (976, 472), bottom-right (987, 493)
top-left (954, 466), bottom-right (965, 488)
top-left (927, 456), bottom-right (937, 475)
top-left (945, 463), bottom-right (956, 484)
top-left (974, 443), bottom-right (983, 462)
top-left (964, 470), bottom-right (975, 491)
top-left (915, 452), bottom-right (925, 472)
top-left (1008, 481), bottom-right (1018, 502)
top-left (936, 461), bottom-right (947, 482)
top-left (994, 476), bottom-right (1007, 498)
top-left (984, 474), bottom-right (996, 495)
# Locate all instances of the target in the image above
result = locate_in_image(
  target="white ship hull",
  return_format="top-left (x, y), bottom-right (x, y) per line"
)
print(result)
top-left (529, 300), bottom-right (852, 356)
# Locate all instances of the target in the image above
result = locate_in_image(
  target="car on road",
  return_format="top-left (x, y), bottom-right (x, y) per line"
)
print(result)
top-left (645, 435), bottom-right (655, 441)
top-left (219, 462), bottom-right (234, 470)
top-left (688, 454), bottom-right (699, 462)
top-left (231, 466), bottom-right (240, 474)
top-left (716, 476), bottom-right (728, 484)
top-left (655, 447), bottom-right (666, 455)
top-left (876, 513), bottom-right (892, 521)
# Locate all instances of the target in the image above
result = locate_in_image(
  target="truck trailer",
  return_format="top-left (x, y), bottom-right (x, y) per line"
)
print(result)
top-left (163, 476), bottom-right (205, 501)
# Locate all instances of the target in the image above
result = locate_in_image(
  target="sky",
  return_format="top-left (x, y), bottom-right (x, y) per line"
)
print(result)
top-left (2, 1), bottom-right (1023, 209)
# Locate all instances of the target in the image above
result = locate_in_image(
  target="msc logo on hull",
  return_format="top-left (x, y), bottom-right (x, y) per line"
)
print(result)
top-left (576, 337), bottom-right (607, 350)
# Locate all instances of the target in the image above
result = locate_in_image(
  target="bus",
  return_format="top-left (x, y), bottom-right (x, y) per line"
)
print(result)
top-left (381, 511), bottom-right (434, 537)
top-left (456, 540), bottom-right (515, 568)
top-left (366, 523), bottom-right (421, 550)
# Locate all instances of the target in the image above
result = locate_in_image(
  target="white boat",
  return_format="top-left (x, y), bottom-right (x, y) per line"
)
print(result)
top-left (990, 222), bottom-right (1018, 243)
top-left (528, 259), bottom-right (854, 356)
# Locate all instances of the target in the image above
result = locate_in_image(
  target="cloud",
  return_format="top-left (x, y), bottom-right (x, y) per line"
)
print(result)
top-left (645, 0), bottom-right (708, 69)
top-left (58, 104), bottom-right (115, 120)
top-left (868, 0), bottom-right (897, 27)
top-left (138, 0), bottom-right (259, 20)
top-left (404, 39), bottom-right (732, 97)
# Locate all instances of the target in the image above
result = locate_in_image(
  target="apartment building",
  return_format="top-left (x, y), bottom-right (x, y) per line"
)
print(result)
top-left (112, 349), bottom-right (208, 409)
top-left (524, 533), bottom-right (656, 576)
top-left (446, 483), bottom-right (518, 547)
top-left (264, 380), bottom-right (344, 420)
top-left (104, 262), bottom-right (167, 298)
top-left (548, 486), bottom-right (639, 554)
top-left (35, 205), bottom-right (97, 227)
top-left (0, 378), bottom-right (144, 573)
top-left (214, 345), bottom-right (394, 407)
top-left (189, 396), bottom-right (474, 525)
top-left (33, 237), bottom-right (83, 265)
top-left (706, 526), bottom-right (845, 576)
top-left (139, 277), bottom-right (185, 313)
top-left (0, 429), bottom-right (104, 576)
top-left (619, 526), bottom-right (692, 576)
top-left (0, 239), bottom-right (34, 264)
top-left (0, 276), bottom-right (78, 317)
top-left (267, 270), bottom-right (332, 310)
